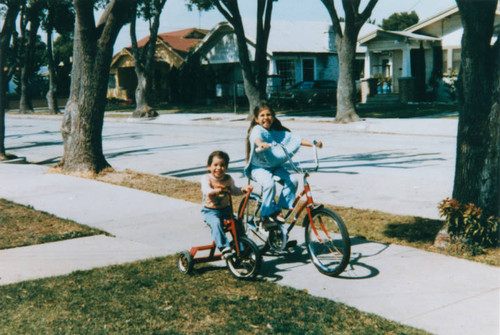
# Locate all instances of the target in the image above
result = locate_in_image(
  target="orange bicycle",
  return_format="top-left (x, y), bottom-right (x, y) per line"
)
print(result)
top-left (239, 142), bottom-right (351, 277)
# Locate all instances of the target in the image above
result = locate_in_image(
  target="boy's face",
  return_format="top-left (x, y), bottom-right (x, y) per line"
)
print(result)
top-left (208, 156), bottom-right (227, 179)
top-left (255, 108), bottom-right (274, 130)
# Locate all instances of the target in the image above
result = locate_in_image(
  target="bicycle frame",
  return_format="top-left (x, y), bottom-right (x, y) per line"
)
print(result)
top-left (245, 143), bottom-right (331, 245)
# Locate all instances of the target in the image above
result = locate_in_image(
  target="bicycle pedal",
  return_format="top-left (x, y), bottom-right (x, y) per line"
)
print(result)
top-left (286, 240), bottom-right (297, 248)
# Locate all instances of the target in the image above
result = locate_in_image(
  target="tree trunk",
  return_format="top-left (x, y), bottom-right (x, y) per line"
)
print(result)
top-left (452, 0), bottom-right (499, 217)
top-left (46, 27), bottom-right (59, 114)
top-left (320, 0), bottom-right (379, 123)
top-left (0, 0), bottom-right (23, 159)
top-left (335, 30), bottom-right (360, 123)
top-left (130, 1), bottom-right (166, 119)
top-left (133, 70), bottom-right (156, 118)
top-left (61, 0), bottom-right (134, 174)
top-left (213, 0), bottom-right (273, 118)
top-left (19, 15), bottom-right (40, 115)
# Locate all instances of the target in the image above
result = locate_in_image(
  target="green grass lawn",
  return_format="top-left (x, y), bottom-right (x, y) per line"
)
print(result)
top-left (0, 199), bottom-right (105, 250)
top-left (0, 257), bottom-right (430, 334)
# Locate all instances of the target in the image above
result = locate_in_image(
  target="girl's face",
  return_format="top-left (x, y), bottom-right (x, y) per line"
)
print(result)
top-left (208, 156), bottom-right (227, 179)
top-left (255, 108), bottom-right (274, 130)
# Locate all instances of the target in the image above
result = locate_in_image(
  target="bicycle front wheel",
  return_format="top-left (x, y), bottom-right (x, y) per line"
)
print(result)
top-left (304, 207), bottom-right (351, 277)
top-left (226, 236), bottom-right (262, 279)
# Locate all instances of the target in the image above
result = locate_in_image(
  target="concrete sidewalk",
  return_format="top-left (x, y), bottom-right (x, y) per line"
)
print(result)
top-left (0, 163), bottom-right (498, 335)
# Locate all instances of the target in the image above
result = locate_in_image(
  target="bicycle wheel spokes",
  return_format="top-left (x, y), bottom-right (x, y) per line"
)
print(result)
top-left (305, 208), bottom-right (351, 277)
top-left (238, 194), bottom-right (269, 252)
top-left (226, 237), bottom-right (261, 279)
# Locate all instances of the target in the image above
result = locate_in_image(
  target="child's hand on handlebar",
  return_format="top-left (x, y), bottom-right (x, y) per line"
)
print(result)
top-left (241, 185), bottom-right (253, 193)
top-left (313, 140), bottom-right (323, 149)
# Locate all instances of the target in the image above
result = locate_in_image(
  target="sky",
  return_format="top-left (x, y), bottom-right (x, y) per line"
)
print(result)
top-left (113, 0), bottom-right (458, 52)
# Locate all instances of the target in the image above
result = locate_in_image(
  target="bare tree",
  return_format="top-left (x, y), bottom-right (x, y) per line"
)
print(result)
top-left (0, 0), bottom-right (23, 160)
top-left (42, 0), bottom-right (74, 114)
top-left (452, 0), bottom-right (499, 217)
top-left (130, 0), bottom-right (167, 118)
top-left (60, 0), bottom-right (135, 173)
top-left (320, 0), bottom-right (378, 123)
top-left (17, 0), bottom-right (43, 114)
top-left (188, 0), bottom-right (275, 116)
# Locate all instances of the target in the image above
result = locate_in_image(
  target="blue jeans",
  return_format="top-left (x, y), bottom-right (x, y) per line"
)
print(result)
top-left (251, 166), bottom-right (298, 217)
top-left (201, 206), bottom-right (232, 250)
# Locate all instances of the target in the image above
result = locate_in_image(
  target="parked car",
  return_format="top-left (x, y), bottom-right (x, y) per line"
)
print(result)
top-left (269, 80), bottom-right (337, 107)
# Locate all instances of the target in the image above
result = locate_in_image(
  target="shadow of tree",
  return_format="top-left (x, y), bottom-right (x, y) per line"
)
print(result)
top-left (383, 218), bottom-right (444, 243)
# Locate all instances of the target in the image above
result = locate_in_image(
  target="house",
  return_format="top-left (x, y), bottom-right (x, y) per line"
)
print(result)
top-left (107, 27), bottom-right (209, 102)
top-left (265, 21), bottom-right (377, 91)
top-left (358, 5), bottom-right (500, 102)
top-left (107, 21), bottom-right (378, 104)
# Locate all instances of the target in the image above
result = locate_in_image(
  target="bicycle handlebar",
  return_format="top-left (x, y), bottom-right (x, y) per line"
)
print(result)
top-left (255, 141), bottom-right (320, 174)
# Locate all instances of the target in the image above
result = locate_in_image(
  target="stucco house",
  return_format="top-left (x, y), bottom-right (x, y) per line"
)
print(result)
top-left (358, 5), bottom-right (500, 102)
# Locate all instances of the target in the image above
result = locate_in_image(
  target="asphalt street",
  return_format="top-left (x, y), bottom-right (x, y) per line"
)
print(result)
top-left (5, 113), bottom-right (457, 219)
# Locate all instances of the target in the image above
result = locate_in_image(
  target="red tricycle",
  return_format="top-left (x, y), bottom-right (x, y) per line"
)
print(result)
top-left (177, 188), bottom-right (262, 279)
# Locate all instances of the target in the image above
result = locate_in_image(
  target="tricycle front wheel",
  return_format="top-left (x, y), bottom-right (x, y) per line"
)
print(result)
top-left (226, 237), bottom-right (262, 279)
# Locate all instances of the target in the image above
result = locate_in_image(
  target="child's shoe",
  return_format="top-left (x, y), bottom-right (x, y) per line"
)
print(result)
top-left (221, 246), bottom-right (234, 259)
top-left (262, 216), bottom-right (278, 230)
top-left (271, 211), bottom-right (286, 223)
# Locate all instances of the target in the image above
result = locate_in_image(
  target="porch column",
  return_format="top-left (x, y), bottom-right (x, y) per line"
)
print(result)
top-left (402, 46), bottom-right (412, 77)
top-left (364, 50), bottom-right (371, 78)
top-left (446, 48), bottom-right (453, 73)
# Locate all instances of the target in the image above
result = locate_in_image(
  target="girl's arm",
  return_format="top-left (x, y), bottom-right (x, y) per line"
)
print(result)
top-left (255, 137), bottom-right (272, 151)
top-left (301, 138), bottom-right (323, 148)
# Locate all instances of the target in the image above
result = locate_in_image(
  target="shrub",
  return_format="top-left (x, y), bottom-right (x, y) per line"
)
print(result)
top-left (438, 198), bottom-right (499, 254)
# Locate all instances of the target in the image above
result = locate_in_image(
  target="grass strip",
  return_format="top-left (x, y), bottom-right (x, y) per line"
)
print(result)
top-left (0, 199), bottom-right (106, 250)
top-left (0, 256), bottom-right (429, 334)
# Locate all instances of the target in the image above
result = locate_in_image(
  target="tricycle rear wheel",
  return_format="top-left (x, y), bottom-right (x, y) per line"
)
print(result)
top-left (177, 251), bottom-right (194, 274)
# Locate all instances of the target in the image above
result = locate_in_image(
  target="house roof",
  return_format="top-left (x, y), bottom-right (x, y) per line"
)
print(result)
top-left (359, 6), bottom-right (460, 45)
top-left (359, 29), bottom-right (440, 45)
top-left (404, 6), bottom-right (459, 34)
top-left (133, 28), bottom-right (209, 56)
top-left (243, 20), bottom-right (379, 54)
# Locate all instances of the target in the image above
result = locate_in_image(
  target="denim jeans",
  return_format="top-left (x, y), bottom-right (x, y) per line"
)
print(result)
top-left (251, 166), bottom-right (298, 217)
top-left (201, 206), bottom-right (232, 250)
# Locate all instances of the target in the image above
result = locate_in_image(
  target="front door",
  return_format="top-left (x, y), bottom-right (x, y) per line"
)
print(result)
top-left (302, 59), bottom-right (314, 81)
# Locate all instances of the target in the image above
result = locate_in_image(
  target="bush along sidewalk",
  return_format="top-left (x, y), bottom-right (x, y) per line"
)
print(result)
top-left (438, 198), bottom-right (499, 255)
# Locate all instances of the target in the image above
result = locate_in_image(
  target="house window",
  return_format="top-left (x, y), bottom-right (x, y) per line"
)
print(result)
top-left (276, 59), bottom-right (296, 87)
top-left (302, 59), bottom-right (315, 81)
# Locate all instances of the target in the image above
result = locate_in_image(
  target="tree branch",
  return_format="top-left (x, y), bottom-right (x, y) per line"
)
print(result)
top-left (320, 0), bottom-right (342, 38)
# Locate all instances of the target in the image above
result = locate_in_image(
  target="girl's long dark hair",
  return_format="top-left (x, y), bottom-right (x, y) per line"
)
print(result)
top-left (245, 101), bottom-right (290, 161)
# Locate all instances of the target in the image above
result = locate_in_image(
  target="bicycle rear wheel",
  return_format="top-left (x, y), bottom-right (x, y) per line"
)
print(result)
top-left (304, 207), bottom-right (350, 277)
top-left (226, 236), bottom-right (262, 279)
top-left (238, 194), bottom-right (269, 252)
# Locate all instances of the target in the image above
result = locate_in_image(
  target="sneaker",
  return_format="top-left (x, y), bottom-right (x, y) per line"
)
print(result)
top-left (262, 216), bottom-right (278, 231)
top-left (221, 247), bottom-right (234, 259)
top-left (271, 211), bottom-right (286, 224)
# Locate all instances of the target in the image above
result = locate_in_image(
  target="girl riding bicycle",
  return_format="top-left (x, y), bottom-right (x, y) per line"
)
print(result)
top-left (244, 101), bottom-right (322, 230)
top-left (202, 151), bottom-right (252, 258)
